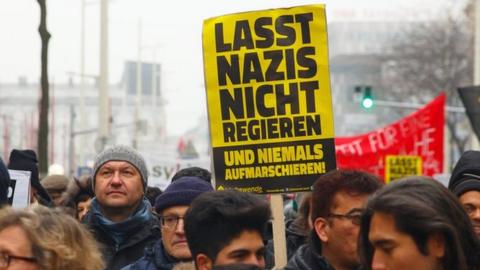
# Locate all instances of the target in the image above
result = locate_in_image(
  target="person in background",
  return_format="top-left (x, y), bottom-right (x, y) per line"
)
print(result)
top-left (448, 150), bottom-right (480, 237)
top-left (145, 186), bottom-right (162, 209)
top-left (0, 158), bottom-right (10, 206)
top-left (171, 167), bottom-right (211, 183)
top-left (7, 149), bottom-right (52, 206)
top-left (122, 176), bottom-right (214, 270)
top-left (185, 190), bottom-right (271, 270)
top-left (359, 177), bottom-right (480, 270)
top-left (83, 145), bottom-right (160, 270)
top-left (285, 169), bottom-right (382, 270)
top-left (41, 174), bottom-right (70, 206)
top-left (0, 205), bottom-right (104, 270)
top-left (59, 174), bottom-right (95, 220)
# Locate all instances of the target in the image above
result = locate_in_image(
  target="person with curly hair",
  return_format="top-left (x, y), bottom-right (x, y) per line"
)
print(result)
top-left (0, 205), bottom-right (104, 270)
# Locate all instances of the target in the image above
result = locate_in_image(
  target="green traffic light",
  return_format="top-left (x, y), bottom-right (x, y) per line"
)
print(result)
top-left (362, 97), bottom-right (373, 108)
top-left (361, 86), bottom-right (374, 109)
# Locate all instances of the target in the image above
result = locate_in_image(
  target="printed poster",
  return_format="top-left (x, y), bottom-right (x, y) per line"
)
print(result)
top-left (203, 5), bottom-right (336, 193)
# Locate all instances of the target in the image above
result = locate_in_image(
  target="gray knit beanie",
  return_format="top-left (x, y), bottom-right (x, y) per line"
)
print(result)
top-left (92, 145), bottom-right (149, 190)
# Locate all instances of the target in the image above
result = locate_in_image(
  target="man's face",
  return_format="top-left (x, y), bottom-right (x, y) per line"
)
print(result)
top-left (368, 212), bottom-right (444, 270)
top-left (314, 191), bottom-right (368, 269)
top-left (458, 190), bottom-right (480, 236)
top-left (77, 198), bottom-right (92, 221)
top-left (160, 205), bottom-right (191, 260)
top-left (0, 225), bottom-right (39, 270)
top-left (94, 161), bottom-right (144, 212)
top-left (213, 230), bottom-right (265, 268)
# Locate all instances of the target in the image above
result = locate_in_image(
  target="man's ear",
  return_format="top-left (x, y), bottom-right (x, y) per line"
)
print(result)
top-left (314, 217), bottom-right (329, 243)
top-left (196, 254), bottom-right (213, 270)
top-left (427, 233), bottom-right (445, 258)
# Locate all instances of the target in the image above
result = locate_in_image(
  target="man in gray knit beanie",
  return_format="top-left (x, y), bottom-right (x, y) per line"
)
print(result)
top-left (93, 145), bottom-right (149, 190)
top-left (83, 145), bottom-right (160, 270)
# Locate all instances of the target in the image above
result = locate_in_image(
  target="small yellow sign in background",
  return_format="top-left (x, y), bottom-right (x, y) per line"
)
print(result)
top-left (385, 155), bottom-right (423, 183)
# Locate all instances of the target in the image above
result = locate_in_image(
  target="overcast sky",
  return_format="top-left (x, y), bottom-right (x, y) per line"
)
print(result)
top-left (0, 0), bottom-right (454, 136)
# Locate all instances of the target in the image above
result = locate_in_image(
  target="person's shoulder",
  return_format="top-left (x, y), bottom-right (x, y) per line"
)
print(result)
top-left (120, 254), bottom-right (152, 270)
top-left (284, 244), bottom-right (332, 270)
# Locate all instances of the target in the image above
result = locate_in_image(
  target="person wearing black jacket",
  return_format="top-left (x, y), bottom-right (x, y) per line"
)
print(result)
top-left (0, 158), bottom-right (10, 205)
top-left (83, 145), bottom-right (160, 270)
top-left (122, 176), bottom-right (214, 270)
top-left (285, 169), bottom-right (382, 270)
top-left (448, 150), bottom-right (480, 237)
top-left (7, 149), bottom-right (52, 206)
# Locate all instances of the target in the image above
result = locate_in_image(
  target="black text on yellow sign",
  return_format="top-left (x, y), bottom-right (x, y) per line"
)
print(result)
top-left (203, 4), bottom-right (334, 148)
top-left (385, 155), bottom-right (423, 183)
top-left (213, 139), bottom-right (336, 194)
top-left (203, 5), bottom-right (336, 194)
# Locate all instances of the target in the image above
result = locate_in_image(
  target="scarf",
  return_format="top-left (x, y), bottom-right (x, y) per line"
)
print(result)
top-left (90, 197), bottom-right (152, 245)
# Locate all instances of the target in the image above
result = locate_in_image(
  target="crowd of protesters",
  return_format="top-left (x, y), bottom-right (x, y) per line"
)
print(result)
top-left (0, 145), bottom-right (480, 270)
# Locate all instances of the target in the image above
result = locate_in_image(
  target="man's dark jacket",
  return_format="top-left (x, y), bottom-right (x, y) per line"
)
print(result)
top-left (284, 231), bottom-right (366, 270)
top-left (283, 244), bottom-right (334, 270)
top-left (83, 208), bottom-right (160, 270)
top-left (121, 239), bottom-right (183, 270)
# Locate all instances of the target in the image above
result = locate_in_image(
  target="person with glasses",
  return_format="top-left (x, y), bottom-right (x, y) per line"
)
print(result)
top-left (285, 169), bottom-right (382, 270)
top-left (122, 176), bottom-right (213, 270)
top-left (359, 177), bottom-right (480, 270)
top-left (0, 205), bottom-right (104, 270)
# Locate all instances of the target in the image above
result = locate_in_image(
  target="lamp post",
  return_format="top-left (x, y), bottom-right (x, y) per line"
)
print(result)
top-left (98, 0), bottom-right (109, 152)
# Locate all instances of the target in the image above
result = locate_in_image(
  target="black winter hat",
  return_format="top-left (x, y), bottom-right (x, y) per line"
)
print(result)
top-left (8, 149), bottom-right (52, 204)
top-left (155, 176), bottom-right (213, 213)
top-left (0, 158), bottom-right (10, 205)
top-left (448, 150), bottom-right (480, 196)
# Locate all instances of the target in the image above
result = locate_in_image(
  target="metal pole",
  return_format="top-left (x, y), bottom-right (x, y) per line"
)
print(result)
top-left (68, 105), bottom-right (75, 176)
top-left (79, 0), bottom-right (87, 163)
top-left (134, 19), bottom-right (142, 149)
top-left (373, 99), bottom-right (464, 113)
top-left (98, 0), bottom-right (109, 152)
top-left (152, 50), bottom-right (157, 108)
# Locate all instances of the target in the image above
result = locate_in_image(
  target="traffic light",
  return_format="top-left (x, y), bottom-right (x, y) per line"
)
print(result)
top-left (362, 86), bottom-right (374, 109)
top-left (354, 85), bottom-right (374, 109)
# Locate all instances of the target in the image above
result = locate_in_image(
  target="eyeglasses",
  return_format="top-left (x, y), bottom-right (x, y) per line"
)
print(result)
top-left (327, 212), bottom-right (363, 225)
top-left (0, 251), bottom-right (37, 268)
top-left (160, 216), bottom-right (185, 230)
top-left (463, 204), bottom-right (480, 216)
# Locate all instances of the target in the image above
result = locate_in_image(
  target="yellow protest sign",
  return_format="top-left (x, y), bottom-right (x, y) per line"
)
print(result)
top-left (385, 155), bottom-right (423, 183)
top-left (203, 5), bottom-right (336, 193)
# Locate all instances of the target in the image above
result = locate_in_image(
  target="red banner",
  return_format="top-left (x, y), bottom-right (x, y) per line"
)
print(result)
top-left (335, 93), bottom-right (445, 180)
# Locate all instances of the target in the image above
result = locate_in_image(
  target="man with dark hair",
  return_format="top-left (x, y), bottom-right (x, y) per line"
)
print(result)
top-left (83, 145), bottom-right (160, 270)
top-left (122, 176), bottom-right (213, 270)
top-left (448, 150), bottom-right (480, 237)
top-left (184, 190), bottom-right (271, 270)
top-left (171, 167), bottom-right (211, 183)
top-left (285, 169), bottom-right (382, 270)
top-left (359, 176), bottom-right (480, 270)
